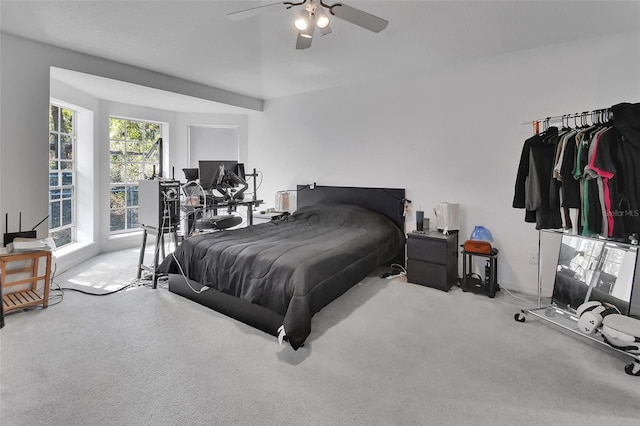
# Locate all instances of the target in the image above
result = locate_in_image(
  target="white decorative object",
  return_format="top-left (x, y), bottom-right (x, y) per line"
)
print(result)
top-left (434, 202), bottom-right (460, 235)
top-left (275, 191), bottom-right (290, 212)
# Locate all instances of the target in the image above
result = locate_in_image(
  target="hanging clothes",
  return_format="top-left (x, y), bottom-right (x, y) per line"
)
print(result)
top-left (553, 128), bottom-right (578, 230)
top-left (513, 127), bottom-right (562, 230)
top-left (513, 102), bottom-right (640, 241)
top-left (603, 102), bottom-right (640, 237)
top-left (585, 126), bottom-right (614, 237)
top-left (559, 131), bottom-right (581, 205)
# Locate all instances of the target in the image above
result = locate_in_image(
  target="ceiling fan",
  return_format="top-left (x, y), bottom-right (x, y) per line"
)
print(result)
top-left (227, 0), bottom-right (389, 50)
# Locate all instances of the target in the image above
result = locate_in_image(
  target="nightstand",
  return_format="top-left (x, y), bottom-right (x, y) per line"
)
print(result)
top-left (406, 231), bottom-right (458, 291)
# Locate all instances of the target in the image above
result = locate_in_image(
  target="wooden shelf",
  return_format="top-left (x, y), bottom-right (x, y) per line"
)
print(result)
top-left (3, 289), bottom-right (46, 312)
top-left (1, 250), bottom-right (52, 313)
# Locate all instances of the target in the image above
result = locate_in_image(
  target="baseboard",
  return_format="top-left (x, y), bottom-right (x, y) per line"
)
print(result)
top-left (51, 242), bottom-right (100, 275)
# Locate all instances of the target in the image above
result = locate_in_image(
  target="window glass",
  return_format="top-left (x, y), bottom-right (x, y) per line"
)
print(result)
top-left (49, 104), bottom-right (76, 248)
top-left (109, 118), bottom-right (161, 233)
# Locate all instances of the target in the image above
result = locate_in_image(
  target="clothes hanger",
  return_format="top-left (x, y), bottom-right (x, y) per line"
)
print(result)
top-left (579, 111), bottom-right (587, 128)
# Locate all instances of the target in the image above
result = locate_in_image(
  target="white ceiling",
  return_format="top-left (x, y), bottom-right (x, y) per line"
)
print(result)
top-left (2, 0), bottom-right (639, 110)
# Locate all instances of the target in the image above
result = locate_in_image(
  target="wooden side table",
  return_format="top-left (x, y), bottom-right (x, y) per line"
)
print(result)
top-left (1, 250), bottom-right (52, 315)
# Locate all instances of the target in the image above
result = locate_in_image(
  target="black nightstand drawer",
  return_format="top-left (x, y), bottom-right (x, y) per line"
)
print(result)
top-left (407, 259), bottom-right (451, 291)
top-left (407, 237), bottom-right (447, 264)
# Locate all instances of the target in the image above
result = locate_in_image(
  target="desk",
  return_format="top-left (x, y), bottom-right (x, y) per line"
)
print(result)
top-left (210, 199), bottom-right (263, 225)
top-left (182, 197), bottom-right (264, 237)
top-left (1, 250), bottom-right (52, 318)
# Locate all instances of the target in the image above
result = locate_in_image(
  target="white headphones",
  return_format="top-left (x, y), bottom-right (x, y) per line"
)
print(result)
top-left (576, 301), bottom-right (620, 335)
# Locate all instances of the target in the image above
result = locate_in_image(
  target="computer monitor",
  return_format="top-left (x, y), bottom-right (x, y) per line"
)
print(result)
top-left (182, 168), bottom-right (199, 182)
top-left (198, 160), bottom-right (245, 190)
top-left (236, 163), bottom-right (246, 182)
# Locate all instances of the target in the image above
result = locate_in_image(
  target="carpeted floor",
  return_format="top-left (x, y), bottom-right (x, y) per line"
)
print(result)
top-left (1, 249), bottom-right (639, 425)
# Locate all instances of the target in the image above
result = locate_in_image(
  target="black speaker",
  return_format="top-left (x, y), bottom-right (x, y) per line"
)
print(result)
top-left (138, 180), bottom-right (181, 229)
top-left (416, 210), bottom-right (424, 232)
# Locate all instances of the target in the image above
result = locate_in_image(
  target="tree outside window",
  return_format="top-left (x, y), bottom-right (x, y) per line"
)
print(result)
top-left (109, 118), bottom-right (161, 232)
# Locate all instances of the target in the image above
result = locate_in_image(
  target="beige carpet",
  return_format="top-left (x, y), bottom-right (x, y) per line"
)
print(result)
top-left (1, 250), bottom-right (639, 425)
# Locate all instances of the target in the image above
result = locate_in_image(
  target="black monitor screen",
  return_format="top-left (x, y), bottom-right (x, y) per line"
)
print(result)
top-left (182, 168), bottom-right (199, 182)
top-left (236, 163), bottom-right (246, 181)
top-left (198, 160), bottom-right (242, 190)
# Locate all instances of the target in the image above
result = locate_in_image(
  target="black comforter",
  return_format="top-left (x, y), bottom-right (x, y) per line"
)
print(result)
top-left (159, 204), bottom-right (405, 349)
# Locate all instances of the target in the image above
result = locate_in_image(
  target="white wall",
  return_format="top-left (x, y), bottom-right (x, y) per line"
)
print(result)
top-left (249, 31), bottom-right (640, 295)
top-left (0, 33), bottom-right (51, 243)
top-left (188, 126), bottom-right (239, 168)
top-left (174, 113), bottom-right (250, 173)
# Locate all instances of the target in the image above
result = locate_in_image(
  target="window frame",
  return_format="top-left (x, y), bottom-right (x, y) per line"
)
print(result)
top-left (48, 103), bottom-right (77, 248)
top-left (108, 116), bottom-right (162, 234)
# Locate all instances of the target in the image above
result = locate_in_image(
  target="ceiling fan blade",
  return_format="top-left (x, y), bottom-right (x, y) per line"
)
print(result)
top-left (227, 2), bottom-right (288, 21)
top-left (295, 30), bottom-right (313, 50)
top-left (330, 3), bottom-right (388, 33)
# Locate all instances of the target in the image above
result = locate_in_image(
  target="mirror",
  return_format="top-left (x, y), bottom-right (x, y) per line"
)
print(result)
top-left (552, 234), bottom-right (638, 315)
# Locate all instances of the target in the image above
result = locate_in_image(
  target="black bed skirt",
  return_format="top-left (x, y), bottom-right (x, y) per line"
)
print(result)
top-left (167, 274), bottom-right (285, 338)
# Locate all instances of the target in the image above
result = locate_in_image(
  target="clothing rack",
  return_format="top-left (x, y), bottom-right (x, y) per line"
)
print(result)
top-left (521, 108), bottom-right (612, 135)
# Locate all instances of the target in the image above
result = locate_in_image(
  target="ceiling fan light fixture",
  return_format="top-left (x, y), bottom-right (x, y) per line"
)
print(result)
top-left (318, 24), bottom-right (332, 36)
top-left (300, 21), bottom-right (314, 39)
top-left (228, 0), bottom-right (388, 50)
top-left (294, 10), bottom-right (309, 31)
top-left (315, 7), bottom-right (330, 29)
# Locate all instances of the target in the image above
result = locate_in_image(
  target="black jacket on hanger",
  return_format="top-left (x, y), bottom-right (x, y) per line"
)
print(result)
top-left (513, 127), bottom-right (562, 230)
top-left (611, 102), bottom-right (640, 237)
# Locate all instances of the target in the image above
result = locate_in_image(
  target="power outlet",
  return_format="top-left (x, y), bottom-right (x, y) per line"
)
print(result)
top-left (528, 252), bottom-right (538, 264)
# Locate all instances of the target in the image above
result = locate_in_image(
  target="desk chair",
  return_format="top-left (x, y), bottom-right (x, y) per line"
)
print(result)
top-left (181, 180), bottom-right (241, 237)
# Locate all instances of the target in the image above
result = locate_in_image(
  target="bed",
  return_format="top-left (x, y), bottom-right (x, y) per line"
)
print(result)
top-left (159, 185), bottom-right (407, 349)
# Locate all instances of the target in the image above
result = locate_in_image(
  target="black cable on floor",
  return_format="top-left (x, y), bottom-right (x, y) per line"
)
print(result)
top-left (57, 283), bottom-right (135, 296)
top-left (50, 261), bottom-right (144, 296)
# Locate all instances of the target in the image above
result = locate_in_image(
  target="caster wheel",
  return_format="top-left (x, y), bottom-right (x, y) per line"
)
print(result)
top-left (514, 312), bottom-right (526, 323)
top-left (624, 362), bottom-right (640, 376)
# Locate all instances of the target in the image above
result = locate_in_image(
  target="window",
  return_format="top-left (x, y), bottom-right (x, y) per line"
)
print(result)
top-left (49, 104), bottom-right (76, 247)
top-left (109, 118), bottom-right (161, 233)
